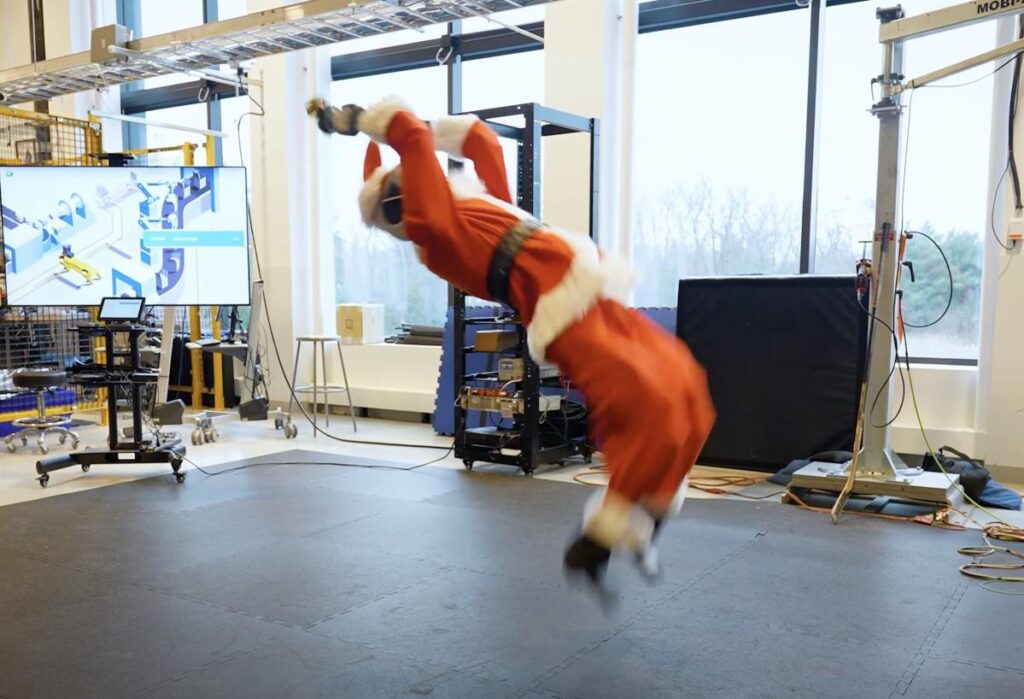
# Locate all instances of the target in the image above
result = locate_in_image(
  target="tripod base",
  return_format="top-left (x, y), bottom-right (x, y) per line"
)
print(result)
top-left (789, 460), bottom-right (960, 506)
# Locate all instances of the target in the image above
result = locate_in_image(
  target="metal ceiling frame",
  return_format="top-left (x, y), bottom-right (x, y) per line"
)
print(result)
top-left (0, 0), bottom-right (554, 106)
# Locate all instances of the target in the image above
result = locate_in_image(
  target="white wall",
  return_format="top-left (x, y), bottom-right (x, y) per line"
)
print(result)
top-left (543, 0), bottom-right (636, 260)
top-left (979, 16), bottom-right (1024, 470)
top-left (247, 0), bottom-right (336, 403)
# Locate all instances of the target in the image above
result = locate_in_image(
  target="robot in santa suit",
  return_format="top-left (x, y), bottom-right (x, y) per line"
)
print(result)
top-left (307, 96), bottom-right (716, 592)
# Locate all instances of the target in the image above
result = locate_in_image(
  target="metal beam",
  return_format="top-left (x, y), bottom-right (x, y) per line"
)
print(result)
top-left (880, 0), bottom-right (1024, 43)
top-left (800, 0), bottom-right (826, 273)
top-left (894, 35), bottom-right (1024, 92)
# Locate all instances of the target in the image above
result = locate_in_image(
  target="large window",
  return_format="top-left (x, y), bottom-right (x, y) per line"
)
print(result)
top-left (330, 67), bottom-right (448, 331)
top-left (630, 11), bottom-right (810, 306)
top-left (137, 103), bottom-right (210, 165)
top-left (218, 95), bottom-right (253, 168)
top-left (818, 0), bottom-right (996, 359)
top-left (461, 50), bottom-right (546, 204)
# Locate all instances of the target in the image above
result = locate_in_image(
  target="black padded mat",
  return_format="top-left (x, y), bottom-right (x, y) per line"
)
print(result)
top-left (0, 449), bottom-right (1020, 698)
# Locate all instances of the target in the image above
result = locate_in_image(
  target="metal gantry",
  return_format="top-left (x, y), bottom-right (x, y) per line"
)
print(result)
top-left (0, 0), bottom-right (555, 105)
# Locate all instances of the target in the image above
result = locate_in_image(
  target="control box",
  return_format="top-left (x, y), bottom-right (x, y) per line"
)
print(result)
top-left (458, 387), bottom-right (561, 416)
top-left (497, 358), bottom-right (559, 381)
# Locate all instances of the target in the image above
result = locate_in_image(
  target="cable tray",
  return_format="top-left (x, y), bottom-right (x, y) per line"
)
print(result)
top-left (0, 0), bottom-right (552, 105)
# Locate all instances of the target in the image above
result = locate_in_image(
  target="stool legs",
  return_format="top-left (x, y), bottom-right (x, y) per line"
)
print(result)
top-left (287, 340), bottom-right (302, 421)
top-left (320, 340), bottom-right (329, 429)
top-left (336, 340), bottom-right (357, 433)
top-left (289, 337), bottom-right (357, 435)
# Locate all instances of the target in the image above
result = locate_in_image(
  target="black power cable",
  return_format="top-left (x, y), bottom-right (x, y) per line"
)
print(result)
top-left (901, 230), bottom-right (953, 329)
top-left (1009, 17), bottom-right (1024, 212)
top-left (233, 92), bottom-right (453, 453)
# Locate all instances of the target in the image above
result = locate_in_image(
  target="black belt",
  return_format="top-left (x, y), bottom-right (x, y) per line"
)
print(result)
top-left (486, 219), bottom-right (539, 305)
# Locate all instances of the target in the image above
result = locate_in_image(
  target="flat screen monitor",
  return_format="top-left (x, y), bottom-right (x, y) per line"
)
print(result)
top-left (98, 296), bottom-right (145, 322)
top-left (0, 165), bottom-right (250, 306)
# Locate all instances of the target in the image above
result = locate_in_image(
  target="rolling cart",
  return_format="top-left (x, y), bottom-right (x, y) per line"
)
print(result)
top-left (35, 297), bottom-right (186, 487)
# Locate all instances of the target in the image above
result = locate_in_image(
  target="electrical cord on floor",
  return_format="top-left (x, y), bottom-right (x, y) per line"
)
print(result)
top-left (234, 89), bottom-right (452, 453)
top-left (571, 466), bottom-right (787, 501)
top-left (175, 443), bottom-right (456, 479)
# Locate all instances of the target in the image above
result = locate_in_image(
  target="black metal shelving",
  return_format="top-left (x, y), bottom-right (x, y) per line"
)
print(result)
top-left (453, 103), bottom-right (599, 476)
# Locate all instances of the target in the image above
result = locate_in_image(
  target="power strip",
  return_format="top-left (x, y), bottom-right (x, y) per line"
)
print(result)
top-left (459, 388), bottom-right (562, 415)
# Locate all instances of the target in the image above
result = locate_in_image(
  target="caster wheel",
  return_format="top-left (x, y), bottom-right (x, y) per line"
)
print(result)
top-left (285, 423), bottom-right (298, 439)
top-left (38, 443), bottom-right (48, 455)
top-left (175, 473), bottom-right (186, 484)
top-left (21, 436), bottom-right (28, 446)
top-left (6, 442), bottom-right (16, 453)
top-left (584, 455), bottom-right (593, 465)
top-left (81, 464), bottom-right (90, 473)
top-left (274, 418), bottom-right (284, 430)
top-left (38, 474), bottom-right (49, 487)
top-left (191, 430), bottom-right (202, 446)
top-left (524, 470), bottom-right (534, 478)
top-left (72, 440), bottom-right (80, 450)
top-left (204, 429), bottom-right (217, 443)
top-left (463, 460), bottom-right (474, 471)
top-left (59, 434), bottom-right (67, 445)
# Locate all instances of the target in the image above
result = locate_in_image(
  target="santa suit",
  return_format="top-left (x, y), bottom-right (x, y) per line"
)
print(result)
top-left (334, 98), bottom-right (715, 558)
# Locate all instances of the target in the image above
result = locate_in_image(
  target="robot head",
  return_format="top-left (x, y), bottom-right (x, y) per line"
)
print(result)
top-left (358, 142), bottom-right (406, 241)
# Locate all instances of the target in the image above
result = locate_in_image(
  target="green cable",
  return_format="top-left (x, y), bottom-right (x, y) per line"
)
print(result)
top-left (903, 343), bottom-right (1015, 529)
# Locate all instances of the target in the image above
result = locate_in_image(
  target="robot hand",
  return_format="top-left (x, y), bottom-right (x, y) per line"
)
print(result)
top-left (306, 98), bottom-right (364, 136)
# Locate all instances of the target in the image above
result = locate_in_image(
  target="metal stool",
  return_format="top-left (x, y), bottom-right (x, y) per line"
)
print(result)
top-left (4, 370), bottom-right (79, 454)
top-left (287, 336), bottom-right (357, 435)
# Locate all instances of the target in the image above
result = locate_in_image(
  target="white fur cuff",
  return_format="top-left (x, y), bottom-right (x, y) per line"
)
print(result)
top-left (358, 96), bottom-right (412, 144)
top-left (432, 115), bottom-right (479, 158)
top-left (583, 489), bottom-right (654, 552)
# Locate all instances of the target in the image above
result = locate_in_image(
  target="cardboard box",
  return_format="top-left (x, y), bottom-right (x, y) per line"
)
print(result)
top-left (336, 304), bottom-right (385, 345)
top-left (474, 330), bottom-right (519, 352)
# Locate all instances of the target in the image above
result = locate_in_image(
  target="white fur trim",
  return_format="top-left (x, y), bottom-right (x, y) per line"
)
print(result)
top-left (358, 96), bottom-right (411, 144)
top-left (583, 488), bottom-right (654, 552)
top-left (447, 171), bottom-right (488, 200)
top-left (432, 115), bottom-right (479, 158)
top-left (526, 227), bottom-right (635, 362)
top-left (358, 165), bottom-right (390, 226)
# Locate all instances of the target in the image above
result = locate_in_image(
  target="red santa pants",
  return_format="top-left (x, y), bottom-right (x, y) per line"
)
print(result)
top-left (545, 299), bottom-right (716, 514)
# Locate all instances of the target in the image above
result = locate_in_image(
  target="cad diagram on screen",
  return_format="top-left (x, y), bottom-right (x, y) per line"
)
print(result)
top-left (0, 166), bottom-right (249, 306)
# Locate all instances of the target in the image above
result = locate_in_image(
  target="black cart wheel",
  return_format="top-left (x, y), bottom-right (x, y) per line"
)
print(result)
top-left (175, 473), bottom-right (186, 484)
top-left (463, 460), bottom-right (474, 471)
top-left (81, 464), bottom-right (90, 473)
top-left (524, 469), bottom-right (534, 478)
top-left (38, 474), bottom-right (49, 487)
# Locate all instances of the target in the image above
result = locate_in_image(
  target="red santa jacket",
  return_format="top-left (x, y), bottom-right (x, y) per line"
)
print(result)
top-left (357, 98), bottom-right (631, 362)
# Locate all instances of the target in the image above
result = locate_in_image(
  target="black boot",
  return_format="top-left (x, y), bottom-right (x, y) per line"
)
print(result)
top-left (563, 533), bottom-right (616, 608)
top-left (564, 533), bottom-right (611, 582)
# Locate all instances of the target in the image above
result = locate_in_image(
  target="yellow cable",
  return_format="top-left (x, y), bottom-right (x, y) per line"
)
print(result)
top-left (904, 344), bottom-right (1015, 529)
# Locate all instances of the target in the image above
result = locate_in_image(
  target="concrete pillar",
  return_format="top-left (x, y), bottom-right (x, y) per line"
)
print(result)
top-left (979, 16), bottom-right (1024, 469)
top-left (248, 0), bottom-right (335, 401)
top-left (543, 0), bottom-right (636, 264)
